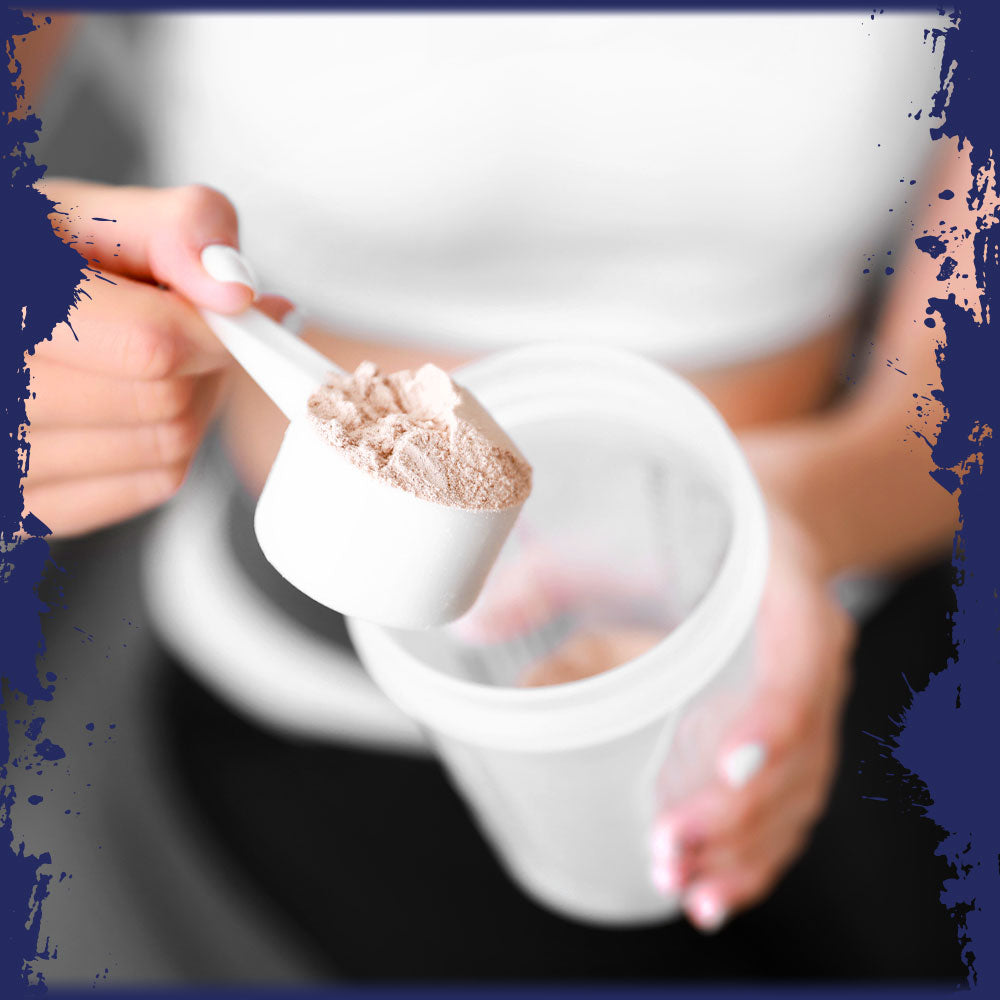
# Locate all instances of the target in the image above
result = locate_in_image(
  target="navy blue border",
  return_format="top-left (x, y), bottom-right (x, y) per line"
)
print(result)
top-left (37, 986), bottom-right (968, 999)
top-left (8, 2), bottom-right (982, 11)
top-left (4, 2), bottom-right (998, 997)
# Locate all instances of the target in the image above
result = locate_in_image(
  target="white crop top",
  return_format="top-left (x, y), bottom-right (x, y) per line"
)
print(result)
top-left (142, 12), bottom-right (943, 368)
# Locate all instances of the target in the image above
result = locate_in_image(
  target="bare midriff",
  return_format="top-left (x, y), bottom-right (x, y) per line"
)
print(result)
top-left (221, 310), bottom-right (859, 497)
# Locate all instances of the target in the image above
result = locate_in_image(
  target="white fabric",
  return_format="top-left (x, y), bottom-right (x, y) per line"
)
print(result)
top-left (143, 456), bottom-right (427, 754)
top-left (143, 12), bottom-right (942, 367)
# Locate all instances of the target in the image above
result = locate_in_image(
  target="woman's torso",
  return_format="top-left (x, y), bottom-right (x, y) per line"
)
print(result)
top-left (122, 11), bottom-right (945, 748)
top-left (136, 12), bottom-right (942, 482)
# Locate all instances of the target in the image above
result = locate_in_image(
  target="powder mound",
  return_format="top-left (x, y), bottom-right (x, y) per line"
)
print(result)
top-left (306, 361), bottom-right (532, 511)
top-left (517, 627), bottom-right (667, 688)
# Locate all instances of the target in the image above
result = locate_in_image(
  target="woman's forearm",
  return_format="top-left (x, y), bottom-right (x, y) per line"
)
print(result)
top-left (743, 138), bottom-right (979, 579)
top-left (741, 408), bottom-right (959, 579)
top-left (16, 12), bottom-right (76, 104)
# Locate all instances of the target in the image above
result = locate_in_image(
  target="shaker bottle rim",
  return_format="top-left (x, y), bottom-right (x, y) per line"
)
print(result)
top-left (349, 343), bottom-right (769, 753)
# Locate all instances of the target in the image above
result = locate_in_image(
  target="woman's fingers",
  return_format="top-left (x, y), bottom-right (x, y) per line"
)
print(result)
top-left (25, 373), bottom-right (224, 486)
top-left (31, 272), bottom-right (232, 378)
top-left (649, 608), bottom-right (848, 869)
top-left (654, 728), bottom-right (837, 855)
top-left (654, 702), bottom-right (831, 853)
top-left (651, 700), bottom-right (841, 901)
top-left (26, 361), bottom-right (199, 428)
top-left (651, 760), bottom-right (784, 895)
top-left (21, 180), bottom-right (303, 539)
top-left (41, 179), bottom-right (256, 314)
top-left (678, 746), bottom-right (834, 877)
top-left (23, 464), bottom-right (191, 540)
top-left (653, 767), bottom-right (819, 929)
top-left (681, 819), bottom-right (811, 933)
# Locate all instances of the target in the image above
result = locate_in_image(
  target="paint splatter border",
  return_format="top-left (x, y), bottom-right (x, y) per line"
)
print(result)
top-left (2, 2), bottom-right (998, 996)
top-left (2, 7), bottom-right (86, 995)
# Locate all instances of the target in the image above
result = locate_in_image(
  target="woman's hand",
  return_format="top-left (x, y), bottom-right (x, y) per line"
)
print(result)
top-left (649, 505), bottom-right (855, 931)
top-left (644, 140), bottom-right (972, 930)
top-left (26, 180), bottom-right (289, 538)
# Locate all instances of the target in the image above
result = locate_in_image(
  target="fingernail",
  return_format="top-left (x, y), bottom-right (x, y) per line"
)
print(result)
top-left (651, 862), bottom-right (684, 897)
top-left (720, 741), bottom-right (766, 789)
top-left (281, 307), bottom-right (307, 337)
top-left (200, 244), bottom-right (258, 295)
top-left (686, 889), bottom-right (728, 934)
top-left (650, 824), bottom-right (680, 860)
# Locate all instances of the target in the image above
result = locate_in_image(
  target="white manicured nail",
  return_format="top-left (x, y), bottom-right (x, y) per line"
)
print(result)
top-left (200, 244), bottom-right (258, 294)
top-left (651, 863), bottom-right (683, 896)
top-left (650, 825), bottom-right (680, 860)
top-left (720, 742), bottom-right (766, 789)
top-left (688, 890), bottom-right (727, 934)
top-left (281, 307), bottom-right (307, 337)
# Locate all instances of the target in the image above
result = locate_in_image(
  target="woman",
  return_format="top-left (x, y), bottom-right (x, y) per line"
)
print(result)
top-left (20, 10), bottom-right (964, 979)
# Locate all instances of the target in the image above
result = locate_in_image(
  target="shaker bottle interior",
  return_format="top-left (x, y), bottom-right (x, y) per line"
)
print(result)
top-left (393, 414), bottom-right (732, 693)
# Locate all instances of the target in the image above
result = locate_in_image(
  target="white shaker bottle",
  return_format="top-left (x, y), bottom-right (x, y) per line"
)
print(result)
top-left (348, 344), bottom-right (769, 926)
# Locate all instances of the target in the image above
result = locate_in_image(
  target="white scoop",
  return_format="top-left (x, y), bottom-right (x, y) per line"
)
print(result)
top-left (200, 307), bottom-right (528, 629)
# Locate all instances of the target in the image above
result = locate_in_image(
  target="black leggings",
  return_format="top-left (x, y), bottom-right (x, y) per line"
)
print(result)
top-left (156, 563), bottom-right (964, 983)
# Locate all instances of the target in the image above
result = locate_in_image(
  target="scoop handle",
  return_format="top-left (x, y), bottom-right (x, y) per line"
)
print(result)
top-left (200, 307), bottom-right (344, 421)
